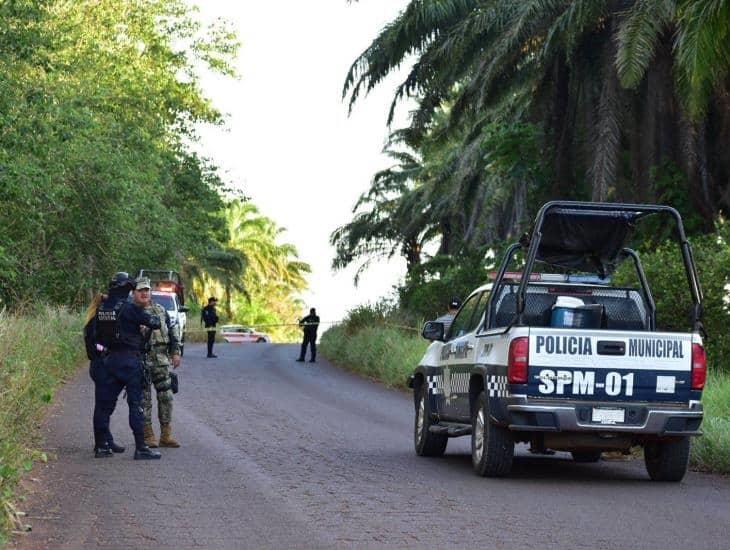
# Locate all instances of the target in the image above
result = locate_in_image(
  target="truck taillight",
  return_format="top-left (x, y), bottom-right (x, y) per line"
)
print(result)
top-left (508, 337), bottom-right (529, 384)
top-left (691, 343), bottom-right (707, 390)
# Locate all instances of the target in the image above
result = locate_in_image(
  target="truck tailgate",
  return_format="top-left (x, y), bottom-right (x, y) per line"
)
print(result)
top-left (527, 328), bottom-right (692, 403)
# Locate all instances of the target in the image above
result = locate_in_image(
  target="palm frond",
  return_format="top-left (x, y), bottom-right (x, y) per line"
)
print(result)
top-left (675, 0), bottom-right (730, 117)
top-left (615, 0), bottom-right (675, 89)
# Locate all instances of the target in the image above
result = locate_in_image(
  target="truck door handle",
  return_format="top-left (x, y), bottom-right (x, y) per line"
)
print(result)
top-left (597, 341), bottom-right (626, 355)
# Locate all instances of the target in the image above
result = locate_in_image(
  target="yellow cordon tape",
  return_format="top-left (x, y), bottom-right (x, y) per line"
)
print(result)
top-left (186, 321), bottom-right (421, 333)
top-left (383, 322), bottom-right (421, 332)
top-left (183, 321), bottom-right (342, 333)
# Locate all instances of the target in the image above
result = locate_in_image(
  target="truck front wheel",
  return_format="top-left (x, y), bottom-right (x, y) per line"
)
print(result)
top-left (471, 391), bottom-right (514, 477)
top-left (414, 383), bottom-right (447, 457)
top-left (644, 437), bottom-right (690, 482)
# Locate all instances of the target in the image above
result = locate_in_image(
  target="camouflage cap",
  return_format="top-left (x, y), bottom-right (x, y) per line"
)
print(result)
top-left (135, 277), bottom-right (152, 290)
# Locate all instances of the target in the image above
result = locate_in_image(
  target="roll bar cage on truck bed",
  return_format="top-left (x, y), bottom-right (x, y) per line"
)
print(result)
top-left (411, 201), bottom-right (707, 481)
top-left (496, 201), bottom-right (703, 332)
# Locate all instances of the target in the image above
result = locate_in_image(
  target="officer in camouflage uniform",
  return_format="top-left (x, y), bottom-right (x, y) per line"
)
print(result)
top-left (134, 277), bottom-right (182, 448)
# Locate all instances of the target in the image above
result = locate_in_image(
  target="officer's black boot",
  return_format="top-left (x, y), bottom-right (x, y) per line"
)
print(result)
top-left (94, 431), bottom-right (113, 458)
top-left (134, 445), bottom-right (162, 460)
top-left (108, 440), bottom-right (125, 454)
top-left (133, 432), bottom-right (161, 460)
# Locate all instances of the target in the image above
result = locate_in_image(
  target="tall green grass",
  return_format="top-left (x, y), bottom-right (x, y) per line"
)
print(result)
top-left (321, 322), bottom-right (730, 474)
top-left (0, 308), bottom-right (85, 544)
top-left (690, 372), bottom-right (730, 473)
top-left (320, 323), bottom-right (428, 389)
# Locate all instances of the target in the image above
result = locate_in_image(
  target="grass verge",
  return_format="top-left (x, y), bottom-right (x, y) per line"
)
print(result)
top-left (0, 308), bottom-right (85, 545)
top-left (690, 372), bottom-right (730, 473)
top-left (321, 323), bottom-right (730, 475)
top-left (320, 323), bottom-right (428, 389)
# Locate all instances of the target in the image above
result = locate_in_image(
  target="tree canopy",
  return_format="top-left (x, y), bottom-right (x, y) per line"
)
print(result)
top-left (336, 0), bottom-right (730, 292)
top-left (0, 0), bottom-right (309, 332)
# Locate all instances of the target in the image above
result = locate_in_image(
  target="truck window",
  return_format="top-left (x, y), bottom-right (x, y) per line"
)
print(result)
top-left (447, 292), bottom-right (482, 340)
top-left (152, 294), bottom-right (175, 311)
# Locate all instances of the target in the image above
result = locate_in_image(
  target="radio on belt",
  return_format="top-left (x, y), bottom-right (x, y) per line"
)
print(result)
top-left (408, 201), bottom-right (706, 482)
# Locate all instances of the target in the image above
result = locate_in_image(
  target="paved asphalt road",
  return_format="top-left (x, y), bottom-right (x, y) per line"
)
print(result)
top-left (11, 343), bottom-right (730, 549)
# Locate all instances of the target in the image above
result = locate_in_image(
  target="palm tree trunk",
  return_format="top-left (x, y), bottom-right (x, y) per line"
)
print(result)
top-left (589, 29), bottom-right (622, 202)
top-left (224, 284), bottom-right (232, 318)
top-left (679, 114), bottom-right (715, 229)
top-left (549, 56), bottom-right (575, 196)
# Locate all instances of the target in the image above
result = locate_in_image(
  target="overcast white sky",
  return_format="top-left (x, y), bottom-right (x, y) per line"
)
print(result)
top-left (190, 0), bottom-right (413, 324)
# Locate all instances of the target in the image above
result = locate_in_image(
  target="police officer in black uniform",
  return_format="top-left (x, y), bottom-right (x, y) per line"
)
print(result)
top-left (84, 293), bottom-right (125, 455)
top-left (201, 297), bottom-right (219, 358)
top-left (90, 272), bottom-right (162, 460)
top-left (296, 307), bottom-right (320, 363)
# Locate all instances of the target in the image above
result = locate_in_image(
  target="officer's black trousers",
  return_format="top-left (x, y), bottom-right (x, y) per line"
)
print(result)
top-left (89, 359), bottom-right (117, 445)
top-left (93, 351), bottom-right (146, 449)
top-left (299, 333), bottom-right (316, 361)
top-left (207, 329), bottom-right (216, 356)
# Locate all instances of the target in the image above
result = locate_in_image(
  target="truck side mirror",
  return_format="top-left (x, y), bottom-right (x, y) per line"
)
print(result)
top-left (179, 306), bottom-right (189, 313)
top-left (422, 321), bottom-right (445, 341)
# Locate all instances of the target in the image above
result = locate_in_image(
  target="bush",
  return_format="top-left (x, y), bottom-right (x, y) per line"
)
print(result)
top-left (0, 308), bottom-right (85, 542)
top-left (614, 222), bottom-right (730, 373)
top-left (398, 252), bottom-right (495, 321)
top-left (320, 303), bottom-right (428, 388)
top-left (691, 372), bottom-right (730, 473)
top-left (320, 323), bottom-right (428, 389)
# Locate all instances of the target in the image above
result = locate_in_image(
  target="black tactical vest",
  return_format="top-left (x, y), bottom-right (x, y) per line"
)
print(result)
top-left (94, 301), bottom-right (123, 348)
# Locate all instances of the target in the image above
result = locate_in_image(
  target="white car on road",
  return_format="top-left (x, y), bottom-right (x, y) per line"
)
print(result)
top-left (220, 325), bottom-right (271, 343)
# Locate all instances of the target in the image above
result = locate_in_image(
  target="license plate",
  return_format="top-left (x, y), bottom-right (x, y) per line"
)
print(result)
top-left (591, 407), bottom-right (625, 425)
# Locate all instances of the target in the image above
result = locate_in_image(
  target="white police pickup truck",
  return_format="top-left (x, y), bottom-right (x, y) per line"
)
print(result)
top-left (410, 202), bottom-right (707, 481)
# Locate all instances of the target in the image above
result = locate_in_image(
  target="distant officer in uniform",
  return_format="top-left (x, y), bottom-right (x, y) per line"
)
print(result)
top-left (91, 272), bottom-right (162, 460)
top-left (201, 297), bottom-right (219, 358)
top-left (435, 296), bottom-right (462, 336)
top-left (296, 307), bottom-right (320, 363)
top-left (134, 277), bottom-right (182, 448)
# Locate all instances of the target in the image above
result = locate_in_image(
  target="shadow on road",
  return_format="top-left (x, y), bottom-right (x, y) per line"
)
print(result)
top-left (435, 452), bottom-right (651, 483)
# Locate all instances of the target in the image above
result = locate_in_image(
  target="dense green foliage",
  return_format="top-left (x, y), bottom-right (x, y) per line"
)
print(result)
top-left (335, 0), bottom-right (730, 290)
top-left (320, 307), bottom-right (428, 388)
top-left (0, 309), bottom-right (86, 542)
top-left (691, 372), bottom-right (730, 473)
top-left (186, 201), bottom-right (310, 342)
top-left (0, 1), bottom-right (308, 332)
top-left (0, 0), bottom-right (239, 306)
top-left (614, 221), bottom-right (730, 370)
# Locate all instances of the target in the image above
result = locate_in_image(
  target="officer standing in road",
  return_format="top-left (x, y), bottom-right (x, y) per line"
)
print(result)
top-left (134, 277), bottom-right (182, 449)
top-left (296, 307), bottom-right (320, 363)
top-left (90, 272), bottom-right (162, 460)
top-left (84, 292), bottom-right (125, 455)
top-left (201, 296), bottom-right (219, 358)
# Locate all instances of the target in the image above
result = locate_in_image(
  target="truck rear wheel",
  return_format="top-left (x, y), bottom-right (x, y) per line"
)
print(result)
top-left (471, 391), bottom-right (513, 477)
top-left (644, 437), bottom-right (690, 482)
top-left (414, 383), bottom-right (447, 457)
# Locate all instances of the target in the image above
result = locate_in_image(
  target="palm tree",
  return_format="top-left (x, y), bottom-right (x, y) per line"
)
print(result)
top-left (225, 200), bottom-right (309, 291)
top-left (344, 0), bottom-right (730, 230)
top-left (332, 112), bottom-right (543, 280)
top-left (184, 200), bottom-right (309, 320)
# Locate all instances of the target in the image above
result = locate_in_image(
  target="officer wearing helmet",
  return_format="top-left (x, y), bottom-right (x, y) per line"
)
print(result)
top-left (90, 272), bottom-right (163, 460)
